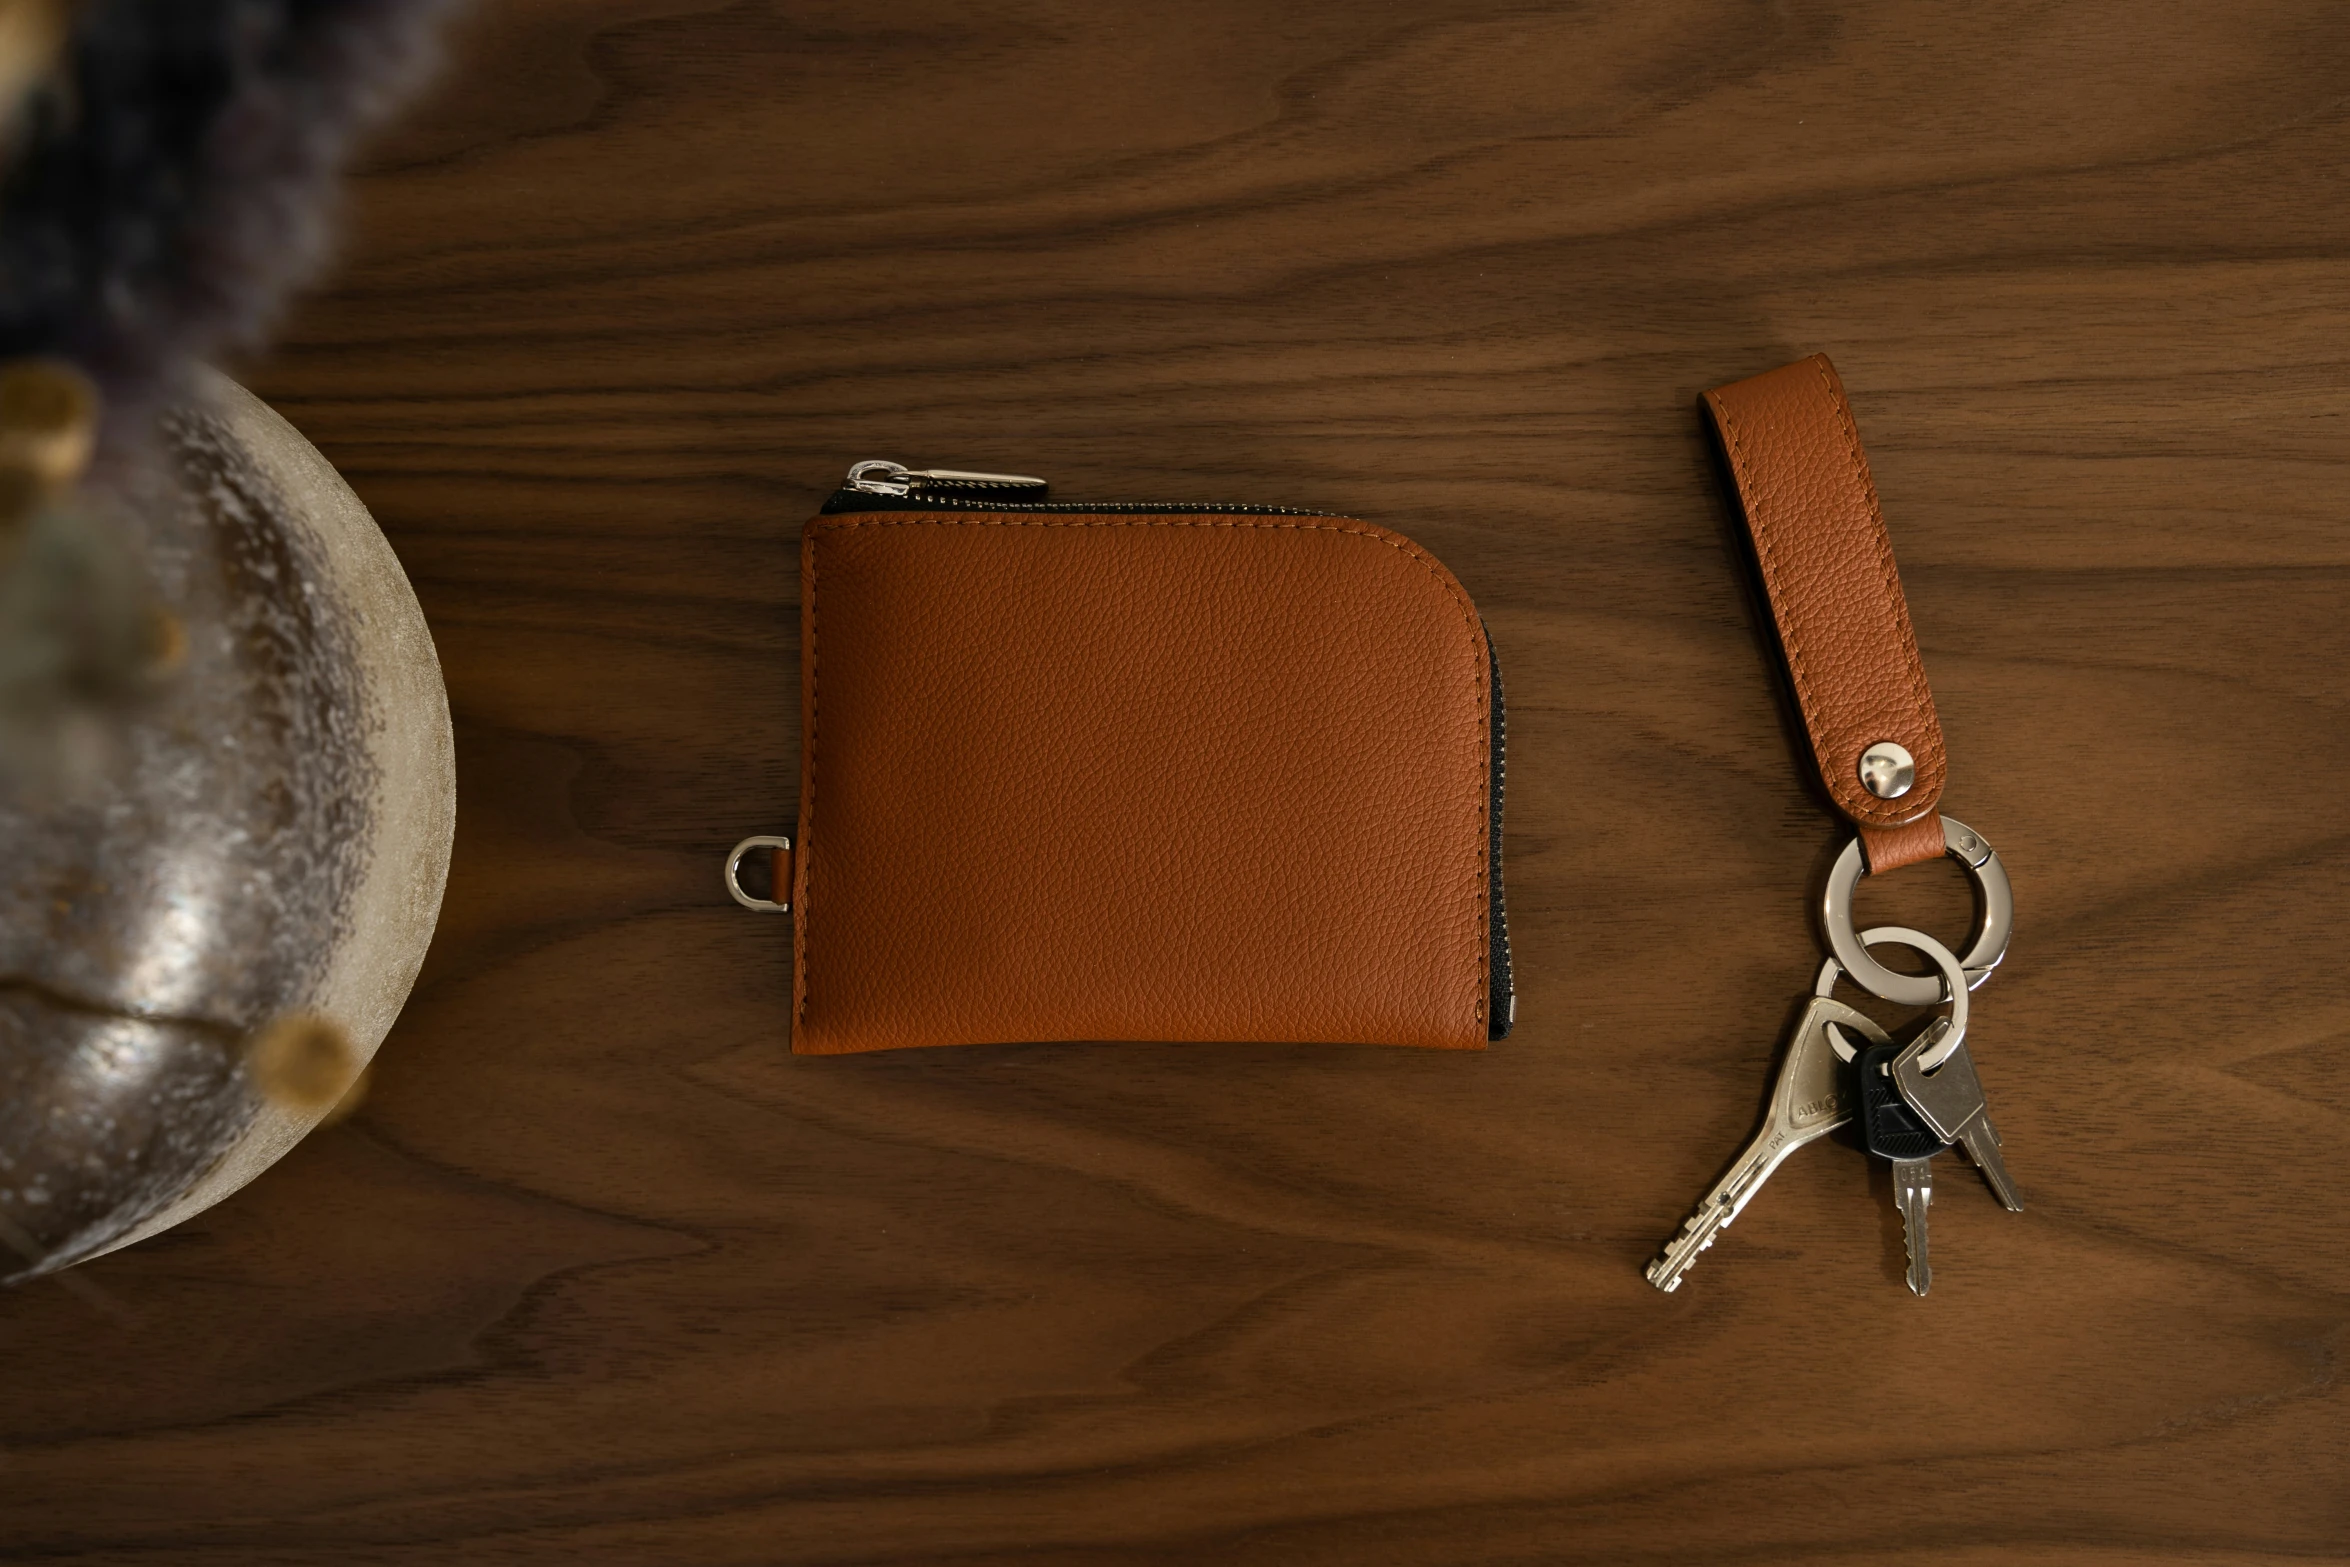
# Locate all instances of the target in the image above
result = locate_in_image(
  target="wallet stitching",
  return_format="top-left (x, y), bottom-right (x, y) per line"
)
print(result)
top-left (800, 513), bottom-right (1490, 1044)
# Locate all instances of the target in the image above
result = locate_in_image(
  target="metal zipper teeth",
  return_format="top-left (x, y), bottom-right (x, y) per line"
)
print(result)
top-left (822, 489), bottom-right (1338, 517)
top-left (1483, 625), bottom-right (1512, 1041)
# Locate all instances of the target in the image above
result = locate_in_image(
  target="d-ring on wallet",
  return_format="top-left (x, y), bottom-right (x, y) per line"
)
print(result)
top-left (1647, 354), bottom-right (2026, 1298)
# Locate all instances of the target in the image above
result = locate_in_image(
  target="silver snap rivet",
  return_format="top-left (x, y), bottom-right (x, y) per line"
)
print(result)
top-left (1858, 741), bottom-right (1915, 799)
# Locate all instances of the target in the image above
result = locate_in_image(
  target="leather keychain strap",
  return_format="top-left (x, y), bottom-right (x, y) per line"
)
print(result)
top-left (1701, 354), bottom-right (1948, 873)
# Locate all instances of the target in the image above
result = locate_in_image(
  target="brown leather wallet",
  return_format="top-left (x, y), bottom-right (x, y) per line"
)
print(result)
top-left (759, 461), bottom-right (1511, 1055)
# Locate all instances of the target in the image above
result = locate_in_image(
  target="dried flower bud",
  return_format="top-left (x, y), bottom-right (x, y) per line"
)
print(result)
top-left (141, 605), bottom-right (184, 675)
top-left (0, 0), bottom-right (68, 142)
top-left (244, 1012), bottom-right (361, 1114)
top-left (0, 359), bottom-right (95, 495)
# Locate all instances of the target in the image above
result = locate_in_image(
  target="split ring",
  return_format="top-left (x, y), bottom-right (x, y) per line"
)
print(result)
top-left (1821, 816), bottom-right (2010, 1007)
top-left (1817, 928), bottom-right (1971, 1070)
top-left (1852, 925), bottom-right (1969, 1070)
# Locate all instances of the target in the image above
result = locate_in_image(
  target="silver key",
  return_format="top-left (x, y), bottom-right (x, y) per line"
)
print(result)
top-left (1891, 1022), bottom-right (2024, 1212)
top-left (1890, 1154), bottom-right (1934, 1295)
top-left (1858, 1035), bottom-right (1949, 1297)
top-left (1647, 996), bottom-right (1892, 1292)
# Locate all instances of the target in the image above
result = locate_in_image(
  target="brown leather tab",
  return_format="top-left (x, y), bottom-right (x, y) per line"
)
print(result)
top-left (770, 844), bottom-right (794, 909)
top-left (1701, 354), bottom-right (1947, 842)
top-left (1860, 813), bottom-right (1944, 875)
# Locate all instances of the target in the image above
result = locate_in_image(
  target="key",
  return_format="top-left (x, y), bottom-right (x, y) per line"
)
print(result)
top-left (1646, 996), bottom-right (1892, 1292)
top-left (1891, 1020), bottom-right (2024, 1212)
top-left (1859, 1042), bottom-right (1948, 1296)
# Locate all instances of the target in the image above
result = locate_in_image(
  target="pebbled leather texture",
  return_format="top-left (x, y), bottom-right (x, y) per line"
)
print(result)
top-left (1859, 813), bottom-right (1944, 877)
top-left (793, 510), bottom-right (1492, 1054)
top-left (1701, 354), bottom-right (1947, 868)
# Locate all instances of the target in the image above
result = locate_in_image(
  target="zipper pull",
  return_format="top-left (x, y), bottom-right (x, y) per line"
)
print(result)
top-left (846, 460), bottom-right (1049, 500)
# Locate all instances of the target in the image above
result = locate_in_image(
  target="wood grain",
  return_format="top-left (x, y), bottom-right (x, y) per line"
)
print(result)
top-left (6, 2), bottom-right (2348, 1559)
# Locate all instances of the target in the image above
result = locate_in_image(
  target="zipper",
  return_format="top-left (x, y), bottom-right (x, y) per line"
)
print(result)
top-left (824, 458), bottom-right (1335, 517)
top-left (822, 459), bottom-right (1513, 1040)
top-left (843, 461), bottom-right (1051, 501)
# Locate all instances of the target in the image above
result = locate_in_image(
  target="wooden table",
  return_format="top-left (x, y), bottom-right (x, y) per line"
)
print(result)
top-left (10, 3), bottom-right (2347, 1559)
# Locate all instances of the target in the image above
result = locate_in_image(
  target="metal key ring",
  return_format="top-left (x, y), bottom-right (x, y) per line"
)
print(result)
top-left (1850, 925), bottom-right (1969, 1071)
top-left (1821, 816), bottom-right (2011, 1007)
top-left (1813, 934), bottom-right (1969, 1069)
top-left (724, 834), bottom-right (794, 913)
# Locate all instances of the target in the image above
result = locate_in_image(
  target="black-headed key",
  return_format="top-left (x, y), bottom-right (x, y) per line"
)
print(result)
top-left (1859, 1042), bottom-right (1951, 1296)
